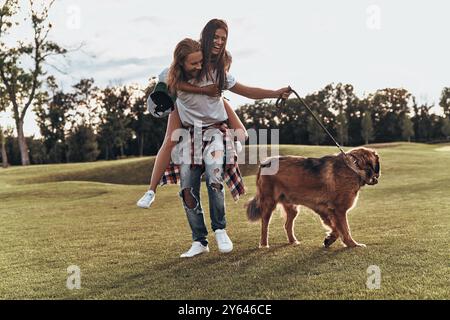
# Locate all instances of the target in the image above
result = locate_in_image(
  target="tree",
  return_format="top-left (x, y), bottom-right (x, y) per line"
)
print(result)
top-left (129, 80), bottom-right (165, 157)
top-left (275, 97), bottom-right (310, 145)
top-left (439, 87), bottom-right (450, 118)
top-left (400, 113), bottom-right (414, 142)
top-left (0, 72), bottom-right (9, 167)
top-left (34, 76), bottom-right (73, 163)
top-left (324, 83), bottom-right (356, 146)
top-left (441, 117), bottom-right (450, 140)
top-left (347, 97), bottom-right (369, 146)
top-left (412, 104), bottom-right (432, 142)
top-left (236, 100), bottom-right (279, 130)
top-left (27, 136), bottom-right (46, 164)
top-left (97, 86), bottom-right (132, 159)
top-left (361, 111), bottom-right (374, 145)
top-left (0, 125), bottom-right (8, 167)
top-left (307, 110), bottom-right (326, 145)
top-left (71, 78), bottom-right (98, 129)
top-left (0, 0), bottom-right (66, 165)
top-left (237, 99), bottom-right (303, 145)
top-left (370, 88), bottom-right (414, 142)
top-left (336, 110), bottom-right (348, 146)
top-left (66, 125), bottom-right (99, 162)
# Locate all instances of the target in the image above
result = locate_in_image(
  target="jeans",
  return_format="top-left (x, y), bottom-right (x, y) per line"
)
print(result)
top-left (179, 139), bottom-right (226, 245)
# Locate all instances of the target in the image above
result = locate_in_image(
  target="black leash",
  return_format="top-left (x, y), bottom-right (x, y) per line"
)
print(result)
top-left (276, 87), bottom-right (346, 155)
top-left (276, 87), bottom-right (371, 185)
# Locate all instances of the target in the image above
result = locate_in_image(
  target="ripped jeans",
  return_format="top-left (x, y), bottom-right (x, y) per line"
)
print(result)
top-left (179, 142), bottom-right (226, 245)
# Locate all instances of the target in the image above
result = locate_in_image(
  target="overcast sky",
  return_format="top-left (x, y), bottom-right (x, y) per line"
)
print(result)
top-left (1, 0), bottom-right (449, 136)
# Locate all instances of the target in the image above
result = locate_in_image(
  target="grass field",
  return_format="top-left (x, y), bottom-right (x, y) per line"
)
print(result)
top-left (0, 143), bottom-right (449, 299)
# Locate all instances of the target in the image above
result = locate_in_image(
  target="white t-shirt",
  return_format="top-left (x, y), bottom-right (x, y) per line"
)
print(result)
top-left (159, 68), bottom-right (237, 127)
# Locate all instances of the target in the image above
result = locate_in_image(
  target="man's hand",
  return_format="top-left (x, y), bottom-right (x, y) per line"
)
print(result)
top-left (276, 87), bottom-right (292, 99)
top-left (201, 84), bottom-right (221, 97)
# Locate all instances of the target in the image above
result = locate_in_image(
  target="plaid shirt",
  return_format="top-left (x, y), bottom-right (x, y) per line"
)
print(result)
top-left (159, 122), bottom-right (246, 202)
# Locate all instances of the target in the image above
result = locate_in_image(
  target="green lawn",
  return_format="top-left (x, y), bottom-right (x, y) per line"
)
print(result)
top-left (0, 143), bottom-right (449, 299)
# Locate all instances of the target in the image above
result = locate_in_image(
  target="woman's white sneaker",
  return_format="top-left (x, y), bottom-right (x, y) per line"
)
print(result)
top-left (137, 190), bottom-right (155, 208)
top-left (215, 229), bottom-right (233, 253)
top-left (180, 241), bottom-right (210, 258)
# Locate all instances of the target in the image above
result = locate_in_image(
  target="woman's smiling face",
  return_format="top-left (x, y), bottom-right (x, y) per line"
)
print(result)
top-left (211, 28), bottom-right (227, 56)
top-left (183, 51), bottom-right (203, 78)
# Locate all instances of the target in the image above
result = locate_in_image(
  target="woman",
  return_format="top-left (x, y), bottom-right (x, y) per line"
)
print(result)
top-left (137, 19), bottom-right (291, 208)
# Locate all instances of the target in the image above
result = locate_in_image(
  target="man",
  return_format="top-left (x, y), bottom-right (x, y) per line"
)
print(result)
top-left (157, 38), bottom-right (241, 258)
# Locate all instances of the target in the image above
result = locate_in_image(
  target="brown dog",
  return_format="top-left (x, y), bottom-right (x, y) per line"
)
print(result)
top-left (245, 147), bottom-right (380, 248)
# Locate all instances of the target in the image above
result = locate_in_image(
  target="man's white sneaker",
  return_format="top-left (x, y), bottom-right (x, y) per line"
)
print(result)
top-left (137, 190), bottom-right (155, 208)
top-left (180, 241), bottom-right (209, 258)
top-left (215, 229), bottom-right (233, 253)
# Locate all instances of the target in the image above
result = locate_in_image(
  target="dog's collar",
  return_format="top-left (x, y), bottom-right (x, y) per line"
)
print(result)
top-left (348, 154), bottom-right (362, 171)
top-left (343, 153), bottom-right (370, 186)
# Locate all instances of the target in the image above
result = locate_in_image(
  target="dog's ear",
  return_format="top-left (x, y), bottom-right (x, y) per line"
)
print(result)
top-left (348, 148), bottom-right (380, 185)
top-left (361, 148), bottom-right (379, 168)
top-left (350, 148), bottom-right (368, 169)
top-left (366, 149), bottom-right (380, 184)
top-left (374, 152), bottom-right (380, 174)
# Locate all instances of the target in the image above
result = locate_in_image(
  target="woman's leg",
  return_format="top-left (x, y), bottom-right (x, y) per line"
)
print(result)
top-left (148, 108), bottom-right (182, 192)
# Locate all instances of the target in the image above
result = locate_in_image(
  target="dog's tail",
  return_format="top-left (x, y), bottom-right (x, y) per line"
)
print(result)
top-left (245, 166), bottom-right (263, 222)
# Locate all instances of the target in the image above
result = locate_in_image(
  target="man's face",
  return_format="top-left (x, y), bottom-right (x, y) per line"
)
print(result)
top-left (211, 28), bottom-right (227, 56)
top-left (183, 51), bottom-right (203, 79)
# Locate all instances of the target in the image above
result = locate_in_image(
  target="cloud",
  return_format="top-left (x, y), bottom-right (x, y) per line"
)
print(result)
top-left (130, 16), bottom-right (164, 25)
top-left (43, 52), bottom-right (171, 92)
top-left (232, 48), bottom-right (258, 59)
top-left (49, 53), bottom-right (172, 90)
top-left (67, 55), bottom-right (171, 73)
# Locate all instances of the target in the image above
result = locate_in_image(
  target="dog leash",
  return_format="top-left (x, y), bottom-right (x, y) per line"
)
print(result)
top-left (276, 87), bottom-right (346, 155)
top-left (276, 87), bottom-right (370, 185)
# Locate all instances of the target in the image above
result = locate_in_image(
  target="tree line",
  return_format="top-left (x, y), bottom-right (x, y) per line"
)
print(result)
top-left (1, 80), bottom-right (449, 166)
top-left (236, 84), bottom-right (450, 146)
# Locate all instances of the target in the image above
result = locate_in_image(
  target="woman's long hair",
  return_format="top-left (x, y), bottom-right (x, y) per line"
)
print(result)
top-left (167, 38), bottom-right (202, 95)
top-left (199, 19), bottom-right (232, 91)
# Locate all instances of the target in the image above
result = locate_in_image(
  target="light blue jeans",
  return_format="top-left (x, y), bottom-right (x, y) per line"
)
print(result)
top-left (179, 145), bottom-right (226, 245)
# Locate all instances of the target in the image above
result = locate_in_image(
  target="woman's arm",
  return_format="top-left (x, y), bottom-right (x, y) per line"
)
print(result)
top-left (177, 82), bottom-right (220, 97)
top-left (223, 99), bottom-right (248, 141)
top-left (229, 82), bottom-right (291, 100)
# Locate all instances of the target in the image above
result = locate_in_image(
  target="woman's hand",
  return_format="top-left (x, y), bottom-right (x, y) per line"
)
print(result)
top-left (229, 82), bottom-right (292, 100)
top-left (201, 84), bottom-right (221, 97)
top-left (276, 87), bottom-right (292, 99)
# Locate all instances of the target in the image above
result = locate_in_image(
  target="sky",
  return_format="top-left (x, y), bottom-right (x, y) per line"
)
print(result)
top-left (1, 0), bottom-right (449, 136)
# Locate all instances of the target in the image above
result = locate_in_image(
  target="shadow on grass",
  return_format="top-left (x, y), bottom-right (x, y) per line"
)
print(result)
top-left (72, 233), bottom-right (393, 299)
top-left (90, 243), bottom-right (359, 295)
